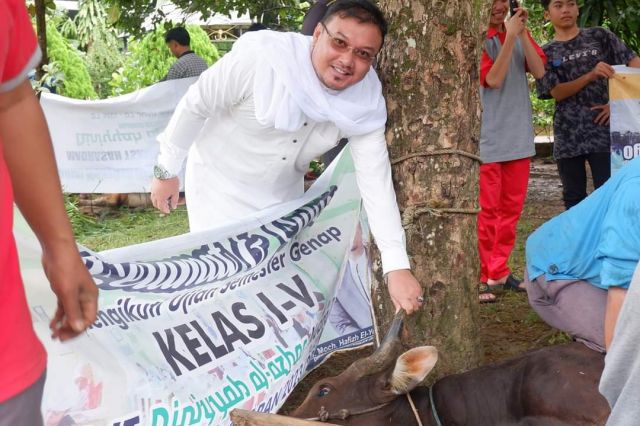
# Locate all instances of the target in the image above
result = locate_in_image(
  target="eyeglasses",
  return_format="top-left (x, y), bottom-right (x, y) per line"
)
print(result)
top-left (320, 22), bottom-right (377, 62)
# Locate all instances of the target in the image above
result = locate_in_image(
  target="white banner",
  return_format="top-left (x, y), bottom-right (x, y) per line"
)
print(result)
top-left (18, 151), bottom-right (375, 425)
top-left (41, 78), bottom-right (195, 193)
top-left (610, 66), bottom-right (640, 174)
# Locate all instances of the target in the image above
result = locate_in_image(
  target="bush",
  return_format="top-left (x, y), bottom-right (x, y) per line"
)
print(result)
top-left (45, 20), bottom-right (97, 99)
top-left (110, 24), bottom-right (219, 96)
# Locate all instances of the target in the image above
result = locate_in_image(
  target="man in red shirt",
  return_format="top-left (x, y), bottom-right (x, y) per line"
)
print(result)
top-left (0, 1), bottom-right (98, 424)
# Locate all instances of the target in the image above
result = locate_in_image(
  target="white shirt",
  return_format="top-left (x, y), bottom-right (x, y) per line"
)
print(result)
top-left (157, 32), bottom-right (409, 273)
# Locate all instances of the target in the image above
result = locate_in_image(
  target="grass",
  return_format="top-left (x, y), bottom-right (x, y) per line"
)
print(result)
top-left (71, 204), bottom-right (190, 251)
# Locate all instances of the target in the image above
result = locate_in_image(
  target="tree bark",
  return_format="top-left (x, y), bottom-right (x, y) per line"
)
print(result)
top-left (34, 0), bottom-right (49, 81)
top-left (372, 0), bottom-right (489, 377)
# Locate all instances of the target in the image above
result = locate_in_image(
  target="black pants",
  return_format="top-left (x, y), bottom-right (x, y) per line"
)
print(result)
top-left (557, 152), bottom-right (611, 210)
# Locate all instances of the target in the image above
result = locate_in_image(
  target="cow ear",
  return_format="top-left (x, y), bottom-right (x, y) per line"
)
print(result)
top-left (389, 346), bottom-right (438, 394)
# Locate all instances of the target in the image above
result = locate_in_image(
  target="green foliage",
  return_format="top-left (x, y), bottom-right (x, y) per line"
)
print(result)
top-left (523, 1), bottom-right (554, 45)
top-left (75, 0), bottom-right (111, 49)
top-left (580, 0), bottom-right (640, 52)
top-left (530, 89), bottom-right (554, 135)
top-left (109, 24), bottom-right (219, 96)
top-left (45, 20), bottom-right (97, 99)
top-left (102, 0), bottom-right (309, 36)
top-left (71, 1), bottom-right (125, 98)
top-left (85, 35), bottom-right (125, 98)
top-left (30, 61), bottom-right (64, 94)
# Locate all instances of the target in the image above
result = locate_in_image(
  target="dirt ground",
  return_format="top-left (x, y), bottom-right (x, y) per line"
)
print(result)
top-left (281, 157), bottom-right (571, 413)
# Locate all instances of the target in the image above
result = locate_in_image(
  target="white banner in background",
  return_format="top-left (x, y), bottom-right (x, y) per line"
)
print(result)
top-left (41, 78), bottom-right (195, 193)
top-left (610, 66), bottom-right (640, 174)
top-left (18, 151), bottom-right (375, 426)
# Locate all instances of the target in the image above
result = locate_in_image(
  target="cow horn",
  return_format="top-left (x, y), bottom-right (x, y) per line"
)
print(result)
top-left (377, 309), bottom-right (405, 349)
top-left (350, 309), bottom-right (405, 376)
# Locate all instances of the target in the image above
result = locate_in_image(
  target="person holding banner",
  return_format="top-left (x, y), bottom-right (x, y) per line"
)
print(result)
top-left (536, 0), bottom-right (640, 210)
top-left (150, 0), bottom-right (424, 314)
top-left (0, 1), bottom-right (98, 424)
top-left (524, 156), bottom-right (640, 354)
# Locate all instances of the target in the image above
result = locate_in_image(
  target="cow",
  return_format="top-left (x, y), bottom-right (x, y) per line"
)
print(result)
top-left (291, 310), bottom-right (610, 425)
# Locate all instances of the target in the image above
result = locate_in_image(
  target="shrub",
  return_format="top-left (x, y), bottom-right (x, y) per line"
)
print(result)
top-left (45, 20), bottom-right (97, 99)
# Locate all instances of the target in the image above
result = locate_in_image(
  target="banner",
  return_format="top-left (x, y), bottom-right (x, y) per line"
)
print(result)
top-left (610, 66), bottom-right (640, 174)
top-left (41, 78), bottom-right (195, 193)
top-left (18, 151), bottom-right (375, 425)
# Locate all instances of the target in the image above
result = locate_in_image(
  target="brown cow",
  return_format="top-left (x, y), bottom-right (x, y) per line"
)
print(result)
top-left (292, 311), bottom-right (610, 425)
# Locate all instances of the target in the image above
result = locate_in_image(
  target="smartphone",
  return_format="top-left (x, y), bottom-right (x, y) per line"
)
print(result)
top-left (509, 0), bottom-right (519, 16)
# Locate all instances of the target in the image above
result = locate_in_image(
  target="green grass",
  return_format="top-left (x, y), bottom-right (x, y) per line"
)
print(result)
top-left (72, 205), bottom-right (189, 252)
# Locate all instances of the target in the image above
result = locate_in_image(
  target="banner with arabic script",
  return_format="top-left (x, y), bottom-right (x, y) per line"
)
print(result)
top-left (610, 66), bottom-right (640, 174)
top-left (18, 150), bottom-right (375, 426)
top-left (40, 78), bottom-right (195, 193)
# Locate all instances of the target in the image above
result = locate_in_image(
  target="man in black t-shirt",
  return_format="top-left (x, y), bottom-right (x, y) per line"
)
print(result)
top-left (536, 0), bottom-right (640, 209)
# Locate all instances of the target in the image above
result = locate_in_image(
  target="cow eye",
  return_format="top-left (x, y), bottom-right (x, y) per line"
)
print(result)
top-left (318, 385), bottom-right (331, 397)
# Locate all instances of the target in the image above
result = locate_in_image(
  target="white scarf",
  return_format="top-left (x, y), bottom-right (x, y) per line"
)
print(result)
top-left (232, 30), bottom-right (387, 137)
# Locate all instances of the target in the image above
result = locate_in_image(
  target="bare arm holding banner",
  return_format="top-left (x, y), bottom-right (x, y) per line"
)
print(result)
top-left (0, 80), bottom-right (98, 340)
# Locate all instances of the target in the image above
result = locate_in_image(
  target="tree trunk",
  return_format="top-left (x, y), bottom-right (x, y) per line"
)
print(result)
top-left (372, 0), bottom-right (489, 377)
top-left (34, 0), bottom-right (48, 81)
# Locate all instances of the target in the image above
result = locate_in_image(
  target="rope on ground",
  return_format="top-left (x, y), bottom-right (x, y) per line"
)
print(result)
top-left (391, 149), bottom-right (482, 165)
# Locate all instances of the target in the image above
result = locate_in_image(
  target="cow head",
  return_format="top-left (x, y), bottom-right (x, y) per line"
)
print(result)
top-left (292, 310), bottom-right (438, 422)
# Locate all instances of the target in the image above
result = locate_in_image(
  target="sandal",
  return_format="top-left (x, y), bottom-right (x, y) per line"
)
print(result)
top-left (503, 274), bottom-right (526, 293)
top-left (478, 283), bottom-right (497, 303)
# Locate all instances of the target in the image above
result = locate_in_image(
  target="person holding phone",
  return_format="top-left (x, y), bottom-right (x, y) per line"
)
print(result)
top-left (477, 0), bottom-right (546, 302)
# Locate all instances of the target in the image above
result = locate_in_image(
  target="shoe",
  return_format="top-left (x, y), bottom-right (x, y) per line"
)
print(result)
top-left (478, 283), bottom-right (497, 303)
top-left (503, 274), bottom-right (526, 292)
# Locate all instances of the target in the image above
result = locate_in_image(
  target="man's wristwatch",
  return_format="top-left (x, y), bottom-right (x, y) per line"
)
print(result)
top-left (153, 164), bottom-right (176, 180)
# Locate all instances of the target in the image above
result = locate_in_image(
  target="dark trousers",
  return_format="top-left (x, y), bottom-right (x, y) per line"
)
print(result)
top-left (556, 152), bottom-right (611, 210)
top-left (0, 371), bottom-right (46, 426)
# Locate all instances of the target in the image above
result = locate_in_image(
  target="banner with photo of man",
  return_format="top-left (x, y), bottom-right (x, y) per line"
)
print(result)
top-left (610, 66), bottom-right (640, 174)
top-left (17, 150), bottom-right (375, 426)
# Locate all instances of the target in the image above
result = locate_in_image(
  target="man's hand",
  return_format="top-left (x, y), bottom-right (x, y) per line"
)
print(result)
top-left (151, 177), bottom-right (180, 214)
top-left (505, 10), bottom-right (525, 38)
top-left (386, 269), bottom-right (423, 314)
top-left (514, 7), bottom-right (530, 26)
top-left (42, 243), bottom-right (98, 341)
top-left (591, 104), bottom-right (611, 125)
top-left (590, 62), bottom-right (615, 82)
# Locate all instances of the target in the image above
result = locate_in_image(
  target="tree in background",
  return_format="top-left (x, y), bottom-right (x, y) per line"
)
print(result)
top-left (580, 0), bottom-right (639, 52)
top-left (109, 25), bottom-right (220, 96)
top-left (75, 0), bottom-right (125, 98)
top-left (101, 0), bottom-right (309, 35)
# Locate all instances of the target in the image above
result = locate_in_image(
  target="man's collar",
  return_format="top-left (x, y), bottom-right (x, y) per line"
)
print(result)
top-left (178, 50), bottom-right (195, 58)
